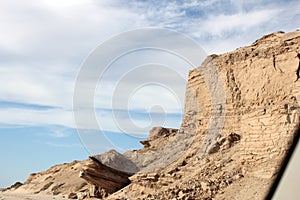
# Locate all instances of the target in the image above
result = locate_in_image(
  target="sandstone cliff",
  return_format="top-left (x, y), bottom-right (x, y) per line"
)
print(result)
top-left (3, 30), bottom-right (300, 200)
top-left (108, 30), bottom-right (300, 199)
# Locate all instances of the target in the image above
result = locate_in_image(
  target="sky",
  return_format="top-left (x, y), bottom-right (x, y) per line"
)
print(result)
top-left (0, 0), bottom-right (299, 188)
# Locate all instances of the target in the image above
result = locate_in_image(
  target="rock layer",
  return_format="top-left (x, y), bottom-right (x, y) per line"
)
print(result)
top-left (79, 156), bottom-right (133, 194)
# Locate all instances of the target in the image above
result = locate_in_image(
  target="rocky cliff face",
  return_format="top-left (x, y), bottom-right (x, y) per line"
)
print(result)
top-left (108, 30), bottom-right (300, 199)
top-left (3, 30), bottom-right (300, 200)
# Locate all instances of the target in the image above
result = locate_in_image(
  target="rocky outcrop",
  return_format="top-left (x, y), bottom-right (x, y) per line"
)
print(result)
top-left (123, 127), bottom-right (183, 172)
top-left (79, 156), bottom-right (133, 196)
top-left (93, 149), bottom-right (139, 174)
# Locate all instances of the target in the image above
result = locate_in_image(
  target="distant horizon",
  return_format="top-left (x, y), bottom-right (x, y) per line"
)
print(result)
top-left (1, 0), bottom-right (299, 188)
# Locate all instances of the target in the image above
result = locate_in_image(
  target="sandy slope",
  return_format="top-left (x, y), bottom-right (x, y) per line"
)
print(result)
top-left (0, 193), bottom-right (66, 200)
top-left (0, 188), bottom-right (67, 200)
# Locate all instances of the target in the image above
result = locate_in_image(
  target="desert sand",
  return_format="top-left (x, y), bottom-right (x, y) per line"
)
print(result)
top-left (0, 193), bottom-right (66, 200)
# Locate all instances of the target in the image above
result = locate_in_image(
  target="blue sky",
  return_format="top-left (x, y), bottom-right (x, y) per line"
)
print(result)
top-left (0, 0), bottom-right (299, 188)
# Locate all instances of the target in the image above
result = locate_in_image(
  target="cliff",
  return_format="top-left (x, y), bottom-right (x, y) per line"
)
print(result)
top-left (2, 30), bottom-right (300, 200)
top-left (108, 30), bottom-right (300, 199)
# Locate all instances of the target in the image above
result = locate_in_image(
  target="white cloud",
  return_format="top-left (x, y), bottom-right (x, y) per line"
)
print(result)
top-left (0, 0), bottom-right (142, 109)
top-left (200, 9), bottom-right (280, 37)
top-left (125, 0), bottom-right (299, 53)
top-left (0, 0), bottom-right (140, 54)
top-left (49, 128), bottom-right (72, 138)
top-left (46, 142), bottom-right (81, 148)
top-left (0, 64), bottom-right (74, 108)
top-left (0, 108), bottom-right (74, 127)
top-left (0, 106), bottom-right (181, 136)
